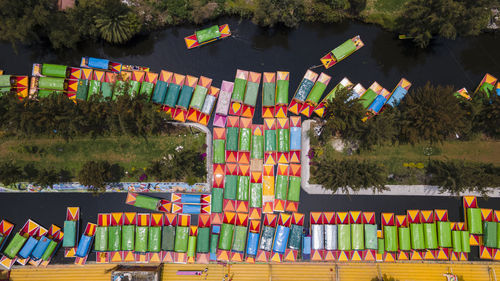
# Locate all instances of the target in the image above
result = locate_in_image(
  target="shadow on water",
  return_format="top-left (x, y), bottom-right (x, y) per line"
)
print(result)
top-left (370, 31), bottom-right (432, 75)
top-left (460, 32), bottom-right (500, 75)
top-left (250, 26), bottom-right (291, 50)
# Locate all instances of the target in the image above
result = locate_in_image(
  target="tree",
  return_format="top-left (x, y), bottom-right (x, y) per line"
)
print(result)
top-left (147, 147), bottom-right (206, 184)
top-left (34, 168), bottom-right (59, 188)
top-left (426, 160), bottom-right (500, 196)
top-left (397, 0), bottom-right (490, 48)
top-left (398, 82), bottom-right (466, 144)
top-left (78, 161), bottom-right (124, 193)
top-left (311, 158), bottom-right (387, 194)
top-left (317, 87), bottom-right (366, 144)
top-left (94, 1), bottom-right (140, 44)
top-left (0, 161), bottom-right (22, 187)
top-left (252, 0), bottom-right (304, 28)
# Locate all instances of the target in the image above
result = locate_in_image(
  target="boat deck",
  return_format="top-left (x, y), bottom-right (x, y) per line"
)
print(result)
top-left (8, 262), bottom-right (500, 281)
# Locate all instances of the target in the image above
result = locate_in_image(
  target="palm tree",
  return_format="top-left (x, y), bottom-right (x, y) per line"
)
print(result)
top-left (94, 5), bottom-right (139, 44)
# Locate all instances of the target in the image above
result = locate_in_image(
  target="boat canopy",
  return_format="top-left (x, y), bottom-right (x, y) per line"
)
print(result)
top-left (332, 40), bottom-right (357, 61)
top-left (88, 58), bottom-right (110, 70)
top-left (196, 25), bottom-right (221, 43)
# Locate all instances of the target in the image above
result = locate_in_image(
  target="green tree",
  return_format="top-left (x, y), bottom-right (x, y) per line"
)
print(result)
top-left (78, 160), bottom-right (124, 193)
top-left (398, 82), bottom-right (466, 144)
top-left (0, 161), bottom-right (22, 187)
top-left (311, 158), bottom-right (387, 193)
top-left (147, 147), bottom-right (206, 184)
top-left (426, 160), bottom-right (500, 196)
top-left (318, 87), bottom-right (365, 144)
top-left (397, 0), bottom-right (490, 48)
top-left (34, 168), bottom-right (59, 188)
top-left (252, 0), bottom-right (304, 28)
top-left (94, 1), bottom-right (140, 44)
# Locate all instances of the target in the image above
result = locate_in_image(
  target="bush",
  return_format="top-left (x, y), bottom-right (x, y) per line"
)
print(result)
top-left (311, 158), bottom-right (388, 193)
top-left (426, 160), bottom-right (500, 196)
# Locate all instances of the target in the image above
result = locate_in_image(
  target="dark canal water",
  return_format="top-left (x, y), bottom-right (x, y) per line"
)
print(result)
top-left (0, 18), bottom-right (499, 263)
top-left (1, 17), bottom-right (500, 122)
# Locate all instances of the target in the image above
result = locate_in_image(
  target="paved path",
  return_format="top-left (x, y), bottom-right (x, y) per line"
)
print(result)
top-left (9, 262), bottom-right (500, 281)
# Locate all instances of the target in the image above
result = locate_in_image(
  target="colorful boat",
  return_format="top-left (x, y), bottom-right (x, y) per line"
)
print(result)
top-left (121, 212), bottom-right (137, 263)
top-left (198, 86), bottom-right (220, 126)
top-left (262, 72), bottom-right (276, 118)
top-left (474, 73), bottom-right (498, 98)
top-left (74, 222), bottom-right (97, 265)
top-left (29, 76), bottom-right (79, 98)
top-left (245, 219), bottom-right (261, 263)
top-left (107, 213), bottom-right (123, 263)
top-left (0, 220), bottom-right (14, 252)
top-left (147, 213), bottom-right (163, 262)
top-left (271, 213), bottom-right (292, 262)
top-left (274, 163), bottom-right (289, 213)
top-left (112, 71), bottom-right (132, 99)
top-left (0, 74), bottom-right (29, 93)
top-left (275, 71), bottom-right (290, 118)
top-left (29, 224), bottom-right (64, 267)
top-left (264, 118), bottom-right (277, 166)
top-left (213, 81), bottom-right (234, 127)
top-left (286, 164), bottom-right (301, 213)
top-left (256, 214), bottom-right (277, 262)
top-left (80, 57), bottom-right (150, 73)
top-left (249, 126), bottom-right (264, 219)
top-left (320, 35), bottom-right (364, 69)
top-left (276, 117), bottom-right (290, 164)
top-left (284, 213), bottom-right (304, 262)
top-left (174, 214), bottom-right (191, 263)
top-left (139, 72), bottom-right (159, 98)
top-left (454, 88), bottom-right (471, 100)
top-left (161, 213), bottom-right (177, 263)
top-left (289, 70), bottom-right (318, 115)
top-left (313, 77), bottom-right (353, 118)
top-left (133, 213), bottom-right (149, 262)
top-left (359, 82), bottom-right (383, 108)
top-left (63, 207), bottom-right (80, 258)
top-left (186, 76), bottom-right (213, 123)
top-left (383, 78), bottom-right (412, 108)
top-left (32, 63), bottom-right (81, 80)
top-left (348, 83), bottom-right (367, 102)
top-left (236, 163), bottom-right (250, 214)
top-left (301, 73), bottom-right (332, 117)
top-left (262, 164), bottom-right (275, 214)
top-left (94, 213), bottom-right (111, 263)
top-left (0, 220), bottom-right (40, 270)
top-left (187, 226), bottom-right (198, 263)
top-left (310, 212), bottom-right (325, 261)
top-left (17, 225), bottom-right (48, 265)
top-left (217, 212), bottom-right (235, 262)
top-left (229, 69), bottom-right (249, 116)
top-left (173, 75), bottom-right (199, 122)
top-left (151, 70), bottom-right (173, 104)
top-left (289, 116), bottom-right (301, 165)
top-left (196, 214), bottom-right (211, 264)
top-left (241, 72), bottom-right (262, 118)
top-left (163, 73), bottom-right (186, 115)
top-left (184, 24), bottom-right (231, 49)
top-left (230, 213), bottom-right (248, 262)
top-left (126, 192), bottom-right (171, 213)
top-left (75, 68), bottom-right (93, 101)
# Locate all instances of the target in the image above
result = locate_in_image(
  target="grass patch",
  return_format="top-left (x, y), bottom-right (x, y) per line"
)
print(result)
top-left (361, 0), bottom-right (410, 30)
top-left (0, 127), bottom-right (206, 179)
top-left (314, 140), bottom-right (500, 184)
